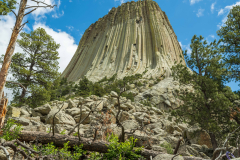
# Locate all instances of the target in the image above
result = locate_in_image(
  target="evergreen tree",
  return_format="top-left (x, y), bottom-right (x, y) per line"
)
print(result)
top-left (217, 5), bottom-right (240, 82)
top-left (0, 0), bottom-right (16, 16)
top-left (3, 27), bottom-right (60, 107)
top-left (171, 35), bottom-right (239, 150)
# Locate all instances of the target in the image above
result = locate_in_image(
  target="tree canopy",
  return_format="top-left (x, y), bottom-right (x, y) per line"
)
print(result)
top-left (0, 0), bottom-right (16, 16)
top-left (217, 5), bottom-right (240, 83)
top-left (171, 35), bottom-right (239, 150)
top-left (3, 27), bottom-right (60, 107)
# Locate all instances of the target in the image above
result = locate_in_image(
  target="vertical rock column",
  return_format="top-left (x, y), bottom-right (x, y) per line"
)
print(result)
top-left (61, 0), bottom-right (185, 82)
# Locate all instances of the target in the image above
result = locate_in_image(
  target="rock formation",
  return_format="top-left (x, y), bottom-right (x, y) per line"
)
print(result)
top-left (62, 0), bottom-right (185, 82)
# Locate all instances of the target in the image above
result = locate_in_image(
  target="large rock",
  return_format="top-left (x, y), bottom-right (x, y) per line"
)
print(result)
top-left (34, 104), bottom-right (51, 115)
top-left (46, 109), bottom-right (76, 126)
top-left (185, 126), bottom-right (212, 148)
top-left (66, 106), bottom-right (91, 117)
top-left (119, 111), bottom-right (130, 122)
top-left (7, 107), bottom-right (21, 118)
top-left (11, 117), bottom-right (30, 126)
top-left (153, 153), bottom-right (184, 160)
top-left (122, 120), bottom-right (139, 130)
top-left (74, 112), bottom-right (91, 124)
top-left (68, 99), bottom-right (77, 108)
top-left (110, 91), bottom-right (118, 97)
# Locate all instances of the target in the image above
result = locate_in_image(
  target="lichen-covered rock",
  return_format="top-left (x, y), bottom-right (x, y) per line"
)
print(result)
top-left (46, 109), bottom-right (76, 126)
top-left (186, 126), bottom-right (212, 148)
top-left (34, 104), bottom-right (51, 115)
top-left (74, 112), bottom-right (91, 124)
top-left (110, 91), bottom-right (118, 97)
top-left (11, 117), bottom-right (30, 126)
top-left (153, 153), bottom-right (184, 160)
top-left (7, 107), bottom-right (21, 118)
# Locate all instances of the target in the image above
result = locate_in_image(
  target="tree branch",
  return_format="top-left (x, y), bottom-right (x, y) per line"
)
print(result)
top-left (11, 10), bottom-right (17, 18)
top-left (24, 8), bottom-right (37, 16)
top-left (6, 81), bottom-right (27, 92)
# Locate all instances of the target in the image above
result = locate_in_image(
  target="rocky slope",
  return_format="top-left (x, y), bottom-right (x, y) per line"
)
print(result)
top-left (3, 77), bottom-right (232, 160)
top-left (61, 0), bottom-right (185, 82)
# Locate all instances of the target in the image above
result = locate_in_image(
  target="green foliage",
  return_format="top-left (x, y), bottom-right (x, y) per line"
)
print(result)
top-left (217, 5), bottom-right (240, 83)
top-left (33, 141), bottom-right (86, 160)
top-left (0, 0), bottom-right (16, 16)
top-left (49, 77), bottom-right (75, 101)
top-left (1, 28), bottom-right (60, 107)
top-left (160, 142), bottom-right (173, 154)
top-left (122, 92), bottom-right (135, 102)
top-left (89, 152), bottom-right (102, 160)
top-left (73, 132), bottom-right (78, 137)
top-left (1, 119), bottom-right (22, 141)
top-left (171, 35), bottom-right (239, 147)
top-left (60, 129), bottom-right (66, 135)
top-left (103, 134), bottom-right (144, 160)
top-left (74, 74), bottom-right (143, 101)
top-left (140, 97), bottom-right (152, 107)
top-left (26, 84), bottom-right (51, 108)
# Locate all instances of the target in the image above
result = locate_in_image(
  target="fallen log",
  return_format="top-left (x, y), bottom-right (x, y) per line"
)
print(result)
top-left (18, 131), bottom-right (162, 159)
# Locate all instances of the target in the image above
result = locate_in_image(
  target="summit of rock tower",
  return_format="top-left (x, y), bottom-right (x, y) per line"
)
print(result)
top-left (61, 0), bottom-right (185, 82)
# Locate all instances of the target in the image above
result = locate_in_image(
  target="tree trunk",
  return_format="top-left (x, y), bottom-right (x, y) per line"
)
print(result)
top-left (18, 131), bottom-right (162, 159)
top-left (209, 132), bottom-right (218, 151)
top-left (0, 0), bottom-right (28, 103)
top-left (0, 92), bottom-right (8, 129)
top-left (19, 87), bottom-right (26, 103)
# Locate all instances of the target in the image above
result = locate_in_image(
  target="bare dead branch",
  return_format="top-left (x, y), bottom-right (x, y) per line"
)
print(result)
top-left (18, 21), bottom-right (29, 33)
top-left (52, 102), bottom-right (65, 136)
top-left (68, 100), bottom-right (103, 136)
top-left (173, 138), bottom-right (183, 154)
top-left (24, 8), bottom-right (37, 16)
top-left (0, 146), bottom-right (11, 160)
top-left (11, 10), bottom-right (17, 18)
top-left (215, 126), bottom-right (240, 160)
top-left (171, 153), bottom-right (180, 160)
top-left (6, 81), bottom-right (27, 92)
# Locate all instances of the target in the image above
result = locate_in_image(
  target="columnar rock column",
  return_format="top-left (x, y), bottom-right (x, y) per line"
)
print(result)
top-left (62, 0), bottom-right (185, 82)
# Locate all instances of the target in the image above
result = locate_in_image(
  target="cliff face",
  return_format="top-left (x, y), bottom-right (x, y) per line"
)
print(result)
top-left (62, 0), bottom-right (185, 82)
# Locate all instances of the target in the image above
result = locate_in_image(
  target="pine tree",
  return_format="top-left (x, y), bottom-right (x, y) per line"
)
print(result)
top-left (217, 5), bottom-right (240, 82)
top-left (4, 27), bottom-right (60, 107)
top-left (0, 0), bottom-right (16, 16)
top-left (171, 35), bottom-right (239, 150)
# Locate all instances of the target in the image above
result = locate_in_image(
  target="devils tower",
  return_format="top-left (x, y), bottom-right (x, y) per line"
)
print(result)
top-left (62, 0), bottom-right (185, 82)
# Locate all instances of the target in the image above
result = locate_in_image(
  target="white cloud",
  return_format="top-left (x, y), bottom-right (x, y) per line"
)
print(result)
top-left (66, 26), bottom-right (74, 31)
top-left (179, 42), bottom-right (191, 54)
top-left (26, 0), bottom-right (56, 17)
top-left (52, 10), bottom-right (64, 18)
top-left (114, 0), bottom-right (126, 5)
top-left (211, 2), bottom-right (216, 13)
top-left (217, 1), bottom-right (240, 28)
top-left (190, 0), bottom-right (202, 5)
top-left (209, 35), bottom-right (215, 38)
top-left (218, 1), bottom-right (240, 16)
top-left (69, 0), bottom-right (72, 2)
top-left (33, 23), bottom-right (78, 73)
top-left (196, 8), bottom-right (204, 17)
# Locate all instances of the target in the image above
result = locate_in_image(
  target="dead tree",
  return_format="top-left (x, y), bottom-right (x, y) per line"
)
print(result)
top-left (0, 0), bottom-right (56, 103)
top-left (111, 88), bottom-right (128, 142)
top-left (214, 126), bottom-right (240, 160)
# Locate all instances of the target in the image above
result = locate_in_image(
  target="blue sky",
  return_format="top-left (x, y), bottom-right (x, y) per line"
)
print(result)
top-left (1, 0), bottom-right (240, 101)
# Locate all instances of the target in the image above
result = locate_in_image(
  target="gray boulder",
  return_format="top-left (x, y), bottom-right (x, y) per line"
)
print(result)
top-left (46, 109), bottom-right (76, 126)
top-left (34, 104), bottom-right (51, 115)
top-left (153, 153), bottom-right (184, 160)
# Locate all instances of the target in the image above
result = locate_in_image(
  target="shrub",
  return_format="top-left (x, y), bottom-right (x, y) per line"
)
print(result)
top-left (33, 141), bottom-right (86, 160)
top-left (1, 119), bottom-right (22, 141)
top-left (103, 134), bottom-right (144, 159)
top-left (160, 142), bottom-right (173, 154)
